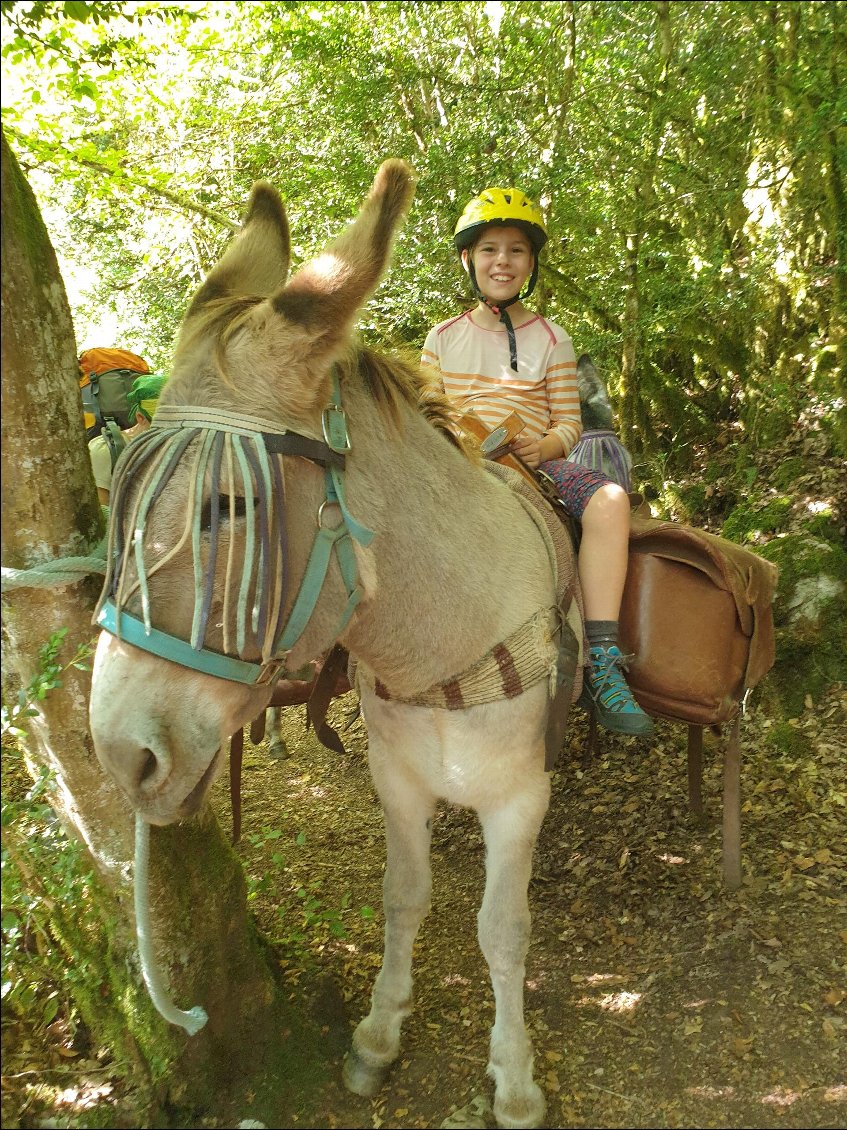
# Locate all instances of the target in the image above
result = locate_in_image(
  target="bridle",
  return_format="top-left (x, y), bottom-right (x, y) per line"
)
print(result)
top-left (94, 368), bottom-right (374, 686)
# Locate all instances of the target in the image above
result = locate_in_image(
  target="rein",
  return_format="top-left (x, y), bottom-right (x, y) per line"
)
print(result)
top-left (95, 369), bottom-right (374, 684)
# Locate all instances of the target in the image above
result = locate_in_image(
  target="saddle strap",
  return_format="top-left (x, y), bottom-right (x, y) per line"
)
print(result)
top-left (306, 643), bottom-right (351, 754)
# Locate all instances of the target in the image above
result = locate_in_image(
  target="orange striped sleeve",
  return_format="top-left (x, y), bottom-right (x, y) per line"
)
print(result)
top-left (545, 347), bottom-right (581, 456)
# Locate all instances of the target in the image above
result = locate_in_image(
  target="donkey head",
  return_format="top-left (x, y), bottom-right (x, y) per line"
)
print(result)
top-left (89, 161), bottom-right (416, 824)
top-left (168, 159), bottom-right (417, 422)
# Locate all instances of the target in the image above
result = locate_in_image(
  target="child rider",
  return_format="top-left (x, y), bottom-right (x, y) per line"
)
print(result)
top-left (421, 186), bottom-right (653, 737)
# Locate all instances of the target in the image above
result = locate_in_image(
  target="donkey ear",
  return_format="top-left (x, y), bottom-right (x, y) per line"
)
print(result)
top-left (271, 159), bottom-right (416, 355)
top-left (186, 182), bottom-right (291, 316)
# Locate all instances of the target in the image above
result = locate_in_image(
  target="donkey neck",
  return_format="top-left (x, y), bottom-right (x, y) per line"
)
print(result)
top-left (337, 381), bottom-right (555, 698)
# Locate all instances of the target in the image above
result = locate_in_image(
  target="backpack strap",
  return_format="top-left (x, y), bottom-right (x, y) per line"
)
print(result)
top-left (80, 373), bottom-right (103, 433)
top-left (101, 420), bottom-right (126, 469)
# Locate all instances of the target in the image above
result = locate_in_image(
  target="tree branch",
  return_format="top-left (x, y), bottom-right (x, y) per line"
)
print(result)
top-left (542, 263), bottom-right (622, 335)
top-left (7, 128), bottom-right (240, 232)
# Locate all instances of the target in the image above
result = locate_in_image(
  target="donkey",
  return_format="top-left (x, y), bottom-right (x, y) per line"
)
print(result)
top-left (89, 161), bottom-right (574, 1129)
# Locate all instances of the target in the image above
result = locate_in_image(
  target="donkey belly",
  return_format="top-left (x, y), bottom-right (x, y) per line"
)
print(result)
top-left (360, 682), bottom-right (550, 809)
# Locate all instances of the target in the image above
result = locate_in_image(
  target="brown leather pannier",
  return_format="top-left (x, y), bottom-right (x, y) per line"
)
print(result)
top-left (619, 516), bottom-right (778, 726)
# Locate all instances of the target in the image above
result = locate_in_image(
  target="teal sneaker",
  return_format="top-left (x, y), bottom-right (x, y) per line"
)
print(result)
top-left (578, 645), bottom-right (654, 736)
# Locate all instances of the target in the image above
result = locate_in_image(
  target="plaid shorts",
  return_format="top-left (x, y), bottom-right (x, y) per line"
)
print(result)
top-left (538, 458), bottom-right (610, 521)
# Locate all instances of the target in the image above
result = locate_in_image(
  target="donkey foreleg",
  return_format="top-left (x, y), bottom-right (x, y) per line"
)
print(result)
top-left (343, 783), bottom-right (435, 1097)
top-left (478, 788), bottom-right (549, 1130)
top-left (265, 708), bottom-right (289, 759)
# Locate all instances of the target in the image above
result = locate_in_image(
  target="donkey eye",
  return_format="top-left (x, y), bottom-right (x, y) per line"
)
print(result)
top-left (199, 495), bottom-right (253, 531)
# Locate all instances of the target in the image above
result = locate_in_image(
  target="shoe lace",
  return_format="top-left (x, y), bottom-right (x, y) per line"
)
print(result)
top-left (589, 647), bottom-right (635, 701)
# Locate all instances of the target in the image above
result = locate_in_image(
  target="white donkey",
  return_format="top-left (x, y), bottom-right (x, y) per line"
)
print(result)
top-left (89, 161), bottom-right (576, 1129)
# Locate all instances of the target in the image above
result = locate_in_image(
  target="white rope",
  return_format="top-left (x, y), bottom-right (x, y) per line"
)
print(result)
top-left (1, 537), bottom-right (108, 593)
top-left (5, 541), bottom-right (207, 1035)
top-left (134, 815), bottom-right (208, 1036)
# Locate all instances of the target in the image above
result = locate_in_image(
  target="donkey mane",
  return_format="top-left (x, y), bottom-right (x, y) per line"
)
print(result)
top-left (345, 345), bottom-right (479, 460)
top-left (174, 294), bottom-right (477, 460)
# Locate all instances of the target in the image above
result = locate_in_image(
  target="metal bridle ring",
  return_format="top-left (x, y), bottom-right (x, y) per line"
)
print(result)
top-left (316, 499), bottom-right (341, 529)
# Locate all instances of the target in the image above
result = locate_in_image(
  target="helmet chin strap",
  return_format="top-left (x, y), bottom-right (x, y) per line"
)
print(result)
top-left (468, 261), bottom-right (538, 372)
top-left (482, 293), bottom-right (521, 372)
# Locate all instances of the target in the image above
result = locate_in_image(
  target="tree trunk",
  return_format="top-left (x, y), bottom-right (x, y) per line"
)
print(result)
top-left (619, 227), bottom-right (642, 451)
top-left (1, 129), bottom-right (284, 1118)
top-left (825, 3), bottom-right (847, 405)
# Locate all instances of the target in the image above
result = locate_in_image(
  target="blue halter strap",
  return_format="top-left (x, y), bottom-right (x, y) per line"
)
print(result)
top-left (95, 369), bottom-right (374, 685)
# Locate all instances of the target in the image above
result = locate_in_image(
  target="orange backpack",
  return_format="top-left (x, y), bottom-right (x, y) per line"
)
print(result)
top-left (79, 348), bottom-right (151, 439)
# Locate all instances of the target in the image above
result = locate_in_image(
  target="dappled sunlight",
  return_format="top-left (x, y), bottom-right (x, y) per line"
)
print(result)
top-left (442, 972), bottom-right (472, 987)
top-left (686, 1085), bottom-right (737, 1099)
top-left (284, 771), bottom-right (331, 802)
top-left (17, 1079), bottom-right (116, 1125)
top-left (573, 972), bottom-right (645, 1014)
top-left (761, 1086), bottom-right (802, 1108)
top-left (743, 158), bottom-right (793, 280)
top-left (574, 988), bottom-right (643, 1013)
top-left (585, 973), bottom-right (631, 986)
top-left (595, 990), bottom-right (642, 1013)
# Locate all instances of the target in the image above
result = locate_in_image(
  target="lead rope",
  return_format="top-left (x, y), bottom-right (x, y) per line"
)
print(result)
top-left (134, 815), bottom-right (208, 1035)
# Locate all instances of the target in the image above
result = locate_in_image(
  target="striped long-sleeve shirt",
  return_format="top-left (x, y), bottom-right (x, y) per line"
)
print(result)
top-left (421, 311), bottom-right (582, 457)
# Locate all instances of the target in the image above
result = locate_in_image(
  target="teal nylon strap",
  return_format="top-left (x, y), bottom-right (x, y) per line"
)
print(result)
top-left (275, 461), bottom-right (372, 652)
top-left (97, 600), bottom-right (278, 685)
top-left (97, 367), bottom-right (374, 684)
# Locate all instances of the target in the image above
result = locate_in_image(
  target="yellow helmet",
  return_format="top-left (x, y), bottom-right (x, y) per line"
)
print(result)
top-left (453, 186), bottom-right (548, 254)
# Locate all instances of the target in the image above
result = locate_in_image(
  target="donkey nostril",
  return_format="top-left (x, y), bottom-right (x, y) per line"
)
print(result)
top-left (139, 749), bottom-right (159, 786)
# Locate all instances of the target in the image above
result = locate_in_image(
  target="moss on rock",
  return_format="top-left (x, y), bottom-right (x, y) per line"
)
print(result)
top-left (758, 533), bottom-right (847, 716)
top-left (721, 495), bottom-right (793, 542)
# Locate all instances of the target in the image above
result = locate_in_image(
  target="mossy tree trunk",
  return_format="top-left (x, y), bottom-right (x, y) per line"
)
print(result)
top-left (1, 128), bottom-right (281, 1117)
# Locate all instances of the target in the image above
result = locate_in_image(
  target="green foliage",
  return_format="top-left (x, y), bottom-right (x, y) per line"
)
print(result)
top-left (0, 760), bottom-right (93, 1028)
top-left (239, 822), bottom-right (374, 965)
top-left (760, 532), bottom-right (847, 612)
top-left (771, 456), bottom-right (807, 492)
top-left (763, 719), bottom-right (812, 760)
top-left (657, 480), bottom-right (709, 524)
top-left (1, 0), bottom-right (842, 445)
top-left (758, 533), bottom-right (847, 715)
top-left (1, 627), bottom-right (92, 740)
top-left (1, 630), bottom-right (97, 1035)
top-left (721, 495), bottom-right (793, 543)
top-left (801, 506), bottom-right (841, 542)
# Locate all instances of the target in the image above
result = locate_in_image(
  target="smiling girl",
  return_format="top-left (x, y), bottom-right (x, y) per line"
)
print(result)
top-left (422, 186), bottom-right (653, 737)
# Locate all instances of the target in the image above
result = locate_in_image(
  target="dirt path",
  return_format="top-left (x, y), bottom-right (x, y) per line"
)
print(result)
top-left (2, 686), bottom-right (844, 1130)
top-left (202, 683), bottom-right (846, 1130)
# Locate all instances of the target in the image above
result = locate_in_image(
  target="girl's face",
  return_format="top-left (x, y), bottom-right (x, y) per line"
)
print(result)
top-left (463, 225), bottom-right (534, 304)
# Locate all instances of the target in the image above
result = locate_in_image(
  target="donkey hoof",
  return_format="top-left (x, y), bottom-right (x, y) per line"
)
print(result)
top-left (267, 742), bottom-right (289, 760)
top-left (492, 1087), bottom-right (546, 1130)
top-left (342, 1049), bottom-right (389, 1097)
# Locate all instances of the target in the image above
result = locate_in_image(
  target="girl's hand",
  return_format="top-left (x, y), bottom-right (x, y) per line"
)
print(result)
top-left (511, 434), bottom-right (542, 469)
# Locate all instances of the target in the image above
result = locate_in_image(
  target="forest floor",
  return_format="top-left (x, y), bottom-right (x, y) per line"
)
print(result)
top-left (3, 682), bottom-right (845, 1130)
